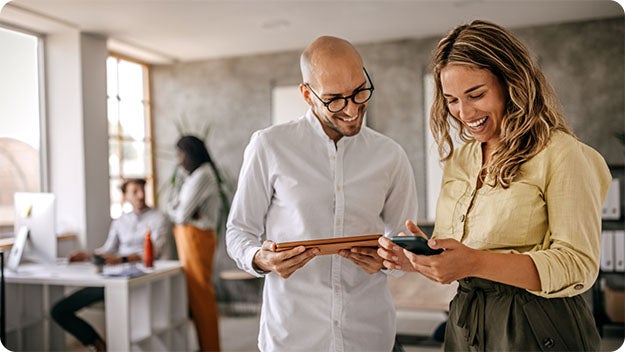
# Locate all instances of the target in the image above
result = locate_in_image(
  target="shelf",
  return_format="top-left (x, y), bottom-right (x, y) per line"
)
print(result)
top-left (129, 284), bottom-right (152, 342)
top-left (151, 279), bottom-right (170, 331)
top-left (5, 260), bottom-right (187, 351)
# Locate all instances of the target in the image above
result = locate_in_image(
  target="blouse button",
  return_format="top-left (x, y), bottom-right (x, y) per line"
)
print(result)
top-left (460, 214), bottom-right (466, 222)
top-left (542, 338), bottom-right (555, 349)
top-left (574, 284), bottom-right (584, 290)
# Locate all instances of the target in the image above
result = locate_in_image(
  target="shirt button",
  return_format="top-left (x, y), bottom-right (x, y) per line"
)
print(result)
top-left (460, 214), bottom-right (466, 222)
top-left (574, 284), bottom-right (584, 290)
top-left (542, 338), bottom-right (555, 349)
top-left (334, 320), bottom-right (339, 327)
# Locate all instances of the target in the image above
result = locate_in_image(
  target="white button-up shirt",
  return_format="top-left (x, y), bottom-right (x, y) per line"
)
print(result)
top-left (95, 207), bottom-right (170, 258)
top-left (226, 110), bottom-right (418, 351)
top-left (167, 163), bottom-right (220, 231)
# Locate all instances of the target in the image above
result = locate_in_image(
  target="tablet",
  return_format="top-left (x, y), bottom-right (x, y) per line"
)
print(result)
top-left (274, 234), bottom-right (382, 255)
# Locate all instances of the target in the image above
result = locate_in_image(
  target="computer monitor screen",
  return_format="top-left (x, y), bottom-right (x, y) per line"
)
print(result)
top-left (13, 192), bottom-right (57, 264)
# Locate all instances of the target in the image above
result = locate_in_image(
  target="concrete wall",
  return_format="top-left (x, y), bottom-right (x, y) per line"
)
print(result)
top-left (152, 16), bottom-right (624, 213)
top-left (151, 17), bottom-right (624, 294)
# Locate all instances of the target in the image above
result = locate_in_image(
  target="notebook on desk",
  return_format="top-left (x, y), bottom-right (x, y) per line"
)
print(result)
top-left (102, 264), bottom-right (146, 278)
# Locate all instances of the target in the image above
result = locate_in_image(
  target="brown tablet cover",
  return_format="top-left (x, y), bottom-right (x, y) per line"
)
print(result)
top-left (274, 234), bottom-right (382, 255)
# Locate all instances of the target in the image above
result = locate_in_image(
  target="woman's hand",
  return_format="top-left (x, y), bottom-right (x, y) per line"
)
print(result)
top-left (377, 220), bottom-right (429, 272)
top-left (402, 238), bottom-right (479, 284)
top-left (378, 220), bottom-right (481, 284)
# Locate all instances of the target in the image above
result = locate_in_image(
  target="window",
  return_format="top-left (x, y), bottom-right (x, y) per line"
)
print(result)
top-left (0, 26), bottom-right (43, 234)
top-left (106, 55), bottom-right (154, 218)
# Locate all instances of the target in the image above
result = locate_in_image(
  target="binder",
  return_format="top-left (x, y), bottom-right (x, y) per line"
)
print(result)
top-left (601, 231), bottom-right (614, 272)
top-left (602, 179), bottom-right (621, 220)
top-left (614, 230), bottom-right (625, 272)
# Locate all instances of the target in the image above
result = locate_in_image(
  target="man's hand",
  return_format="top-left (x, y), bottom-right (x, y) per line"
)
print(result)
top-left (253, 240), bottom-right (319, 279)
top-left (68, 251), bottom-right (90, 262)
top-left (338, 246), bottom-right (385, 274)
top-left (101, 253), bottom-right (123, 265)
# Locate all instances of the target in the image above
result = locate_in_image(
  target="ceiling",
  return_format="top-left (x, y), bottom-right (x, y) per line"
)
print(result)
top-left (0, 0), bottom-right (622, 64)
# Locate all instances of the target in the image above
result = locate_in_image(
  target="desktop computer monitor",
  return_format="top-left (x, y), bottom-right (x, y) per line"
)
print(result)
top-left (11, 192), bottom-right (57, 266)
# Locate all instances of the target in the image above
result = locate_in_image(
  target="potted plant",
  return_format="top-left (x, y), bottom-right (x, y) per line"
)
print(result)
top-left (161, 116), bottom-right (234, 235)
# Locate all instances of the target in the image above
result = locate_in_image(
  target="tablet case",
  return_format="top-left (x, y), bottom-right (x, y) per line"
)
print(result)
top-left (274, 234), bottom-right (381, 255)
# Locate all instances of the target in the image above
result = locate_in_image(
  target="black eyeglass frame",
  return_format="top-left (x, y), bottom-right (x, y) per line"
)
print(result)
top-left (304, 67), bottom-right (375, 113)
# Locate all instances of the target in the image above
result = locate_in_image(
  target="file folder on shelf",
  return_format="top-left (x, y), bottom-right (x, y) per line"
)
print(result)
top-left (602, 179), bottom-right (621, 220)
top-left (614, 230), bottom-right (624, 272)
top-left (601, 231), bottom-right (615, 272)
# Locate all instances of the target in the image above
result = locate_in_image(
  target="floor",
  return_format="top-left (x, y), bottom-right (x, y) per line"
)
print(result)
top-left (65, 306), bottom-right (625, 352)
top-left (219, 312), bottom-right (443, 352)
top-left (219, 312), bottom-right (625, 352)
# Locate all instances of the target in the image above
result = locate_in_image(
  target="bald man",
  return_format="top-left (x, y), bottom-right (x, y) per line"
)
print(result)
top-left (226, 36), bottom-right (418, 351)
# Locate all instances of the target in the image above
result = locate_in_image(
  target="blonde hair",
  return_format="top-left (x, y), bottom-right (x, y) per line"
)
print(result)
top-left (430, 20), bottom-right (574, 188)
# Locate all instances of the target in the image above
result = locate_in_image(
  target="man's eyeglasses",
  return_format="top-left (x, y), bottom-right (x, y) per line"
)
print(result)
top-left (305, 67), bottom-right (375, 113)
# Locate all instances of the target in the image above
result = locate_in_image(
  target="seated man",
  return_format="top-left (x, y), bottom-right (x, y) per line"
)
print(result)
top-left (50, 178), bottom-right (170, 352)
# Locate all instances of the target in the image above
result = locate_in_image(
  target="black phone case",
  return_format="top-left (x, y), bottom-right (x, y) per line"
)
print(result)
top-left (390, 236), bottom-right (443, 255)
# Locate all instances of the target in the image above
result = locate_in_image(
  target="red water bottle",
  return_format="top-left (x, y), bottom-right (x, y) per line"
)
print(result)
top-left (143, 231), bottom-right (154, 268)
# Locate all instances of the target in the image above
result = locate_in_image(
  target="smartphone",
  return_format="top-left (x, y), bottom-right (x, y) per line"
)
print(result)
top-left (390, 236), bottom-right (443, 256)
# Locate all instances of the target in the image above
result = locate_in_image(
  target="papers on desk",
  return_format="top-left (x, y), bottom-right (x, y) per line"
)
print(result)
top-left (102, 264), bottom-right (147, 278)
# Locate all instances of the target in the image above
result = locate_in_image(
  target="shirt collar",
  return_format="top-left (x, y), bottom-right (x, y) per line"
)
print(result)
top-left (305, 108), bottom-right (332, 142)
top-left (304, 108), bottom-right (363, 147)
top-left (128, 206), bottom-right (152, 219)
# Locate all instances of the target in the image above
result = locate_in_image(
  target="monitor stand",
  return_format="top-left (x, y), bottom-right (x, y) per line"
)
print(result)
top-left (7, 226), bottom-right (28, 272)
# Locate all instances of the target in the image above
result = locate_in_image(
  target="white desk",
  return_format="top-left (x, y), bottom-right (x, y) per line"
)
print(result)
top-left (4, 260), bottom-right (189, 351)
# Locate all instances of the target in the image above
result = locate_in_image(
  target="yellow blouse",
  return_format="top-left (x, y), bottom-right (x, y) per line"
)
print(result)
top-left (433, 131), bottom-right (612, 298)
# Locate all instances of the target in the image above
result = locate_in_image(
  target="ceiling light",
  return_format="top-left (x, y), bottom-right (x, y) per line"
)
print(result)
top-left (260, 18), bottom-right (291, 30)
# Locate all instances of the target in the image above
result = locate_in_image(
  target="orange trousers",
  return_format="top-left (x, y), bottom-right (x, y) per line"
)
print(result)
top-left (174, 225), bottom-right (221, 352)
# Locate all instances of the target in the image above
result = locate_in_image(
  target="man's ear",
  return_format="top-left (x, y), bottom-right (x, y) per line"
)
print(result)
top-left (299, 83), bottom-right (313, 106)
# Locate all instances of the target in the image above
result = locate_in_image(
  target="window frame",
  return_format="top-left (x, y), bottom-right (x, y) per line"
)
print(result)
top-left (106, 52), bottom-right (156, 218)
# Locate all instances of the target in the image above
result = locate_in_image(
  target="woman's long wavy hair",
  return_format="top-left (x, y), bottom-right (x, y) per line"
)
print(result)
top-left (430, 20), bottom-right (574, 188)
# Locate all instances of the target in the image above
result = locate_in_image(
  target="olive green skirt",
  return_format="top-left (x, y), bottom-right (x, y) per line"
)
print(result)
top-left (445, 277), bottom-right (600, 351)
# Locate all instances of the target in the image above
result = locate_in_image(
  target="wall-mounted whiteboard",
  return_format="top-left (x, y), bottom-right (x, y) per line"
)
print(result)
top-left (424, 74), bottom-right (442, 222)
top-left (271, 85), bottom-right (310, 125)
top-left (424, 74), bottom-right (462, 222)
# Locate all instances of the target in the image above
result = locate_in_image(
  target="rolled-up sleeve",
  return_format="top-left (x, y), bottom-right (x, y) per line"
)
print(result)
top-left (94, 221), bottom-right (119, 255)
top-left (527, 143), bottom-right (611, 298)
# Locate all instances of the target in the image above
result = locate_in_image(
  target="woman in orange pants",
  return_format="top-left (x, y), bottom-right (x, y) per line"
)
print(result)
top-left (167, 135), bottom-right (222, 351)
